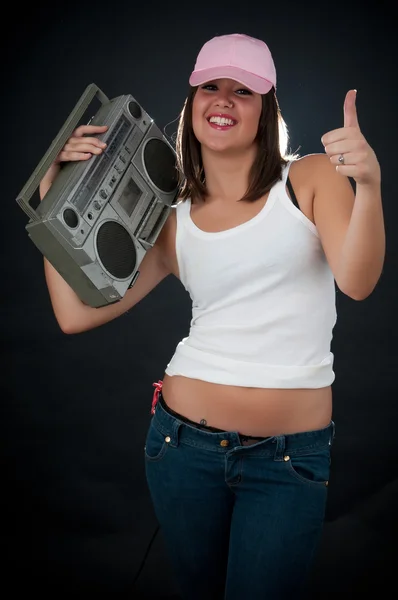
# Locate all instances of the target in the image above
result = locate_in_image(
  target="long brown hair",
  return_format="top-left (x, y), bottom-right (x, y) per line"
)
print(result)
top-left (175, 86), bottom-right (297, 204)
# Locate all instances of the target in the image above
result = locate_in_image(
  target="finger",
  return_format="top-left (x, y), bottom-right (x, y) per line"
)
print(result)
top-left (321, 126), bottom-right (359, 146)
top-left (324, 139), bottom-right (358, 156)
top-left (329, 152), bottom-right (364, 167)
top-left (343, 89), bottom-right (359, 129)
top-left (58, 150), bottom-right (93, 162)
top-left (73, 124), bottom-right (108, 137)
top-left (64, 141), bottom-right (105, 155)
top-left (67, 137), bottom-right (107, 149)
top-left (335, 164), bottom-right (359, 178)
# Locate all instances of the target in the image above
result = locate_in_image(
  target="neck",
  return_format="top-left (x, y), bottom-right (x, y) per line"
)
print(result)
top-left (201, 145), bottom-right (257, 203)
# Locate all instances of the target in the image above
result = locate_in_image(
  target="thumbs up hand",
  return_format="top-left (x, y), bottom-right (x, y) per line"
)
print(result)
top-left (321, 90), bottom-right (380, 187)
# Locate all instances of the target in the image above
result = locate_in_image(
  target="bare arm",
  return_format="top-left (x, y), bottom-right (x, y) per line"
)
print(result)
top-left (43, 244), bottom-right (170, 334)
top-left (315, 90), bottom-right (385, 300)
top-left (39, 124), bottom-right (171, 334)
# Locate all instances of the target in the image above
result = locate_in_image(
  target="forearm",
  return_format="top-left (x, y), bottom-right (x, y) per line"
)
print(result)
top-left (44, 258), bottom-right (95, 332)
top-left (337, 183), bottom-right (385, 300)
top-left (39, 162), bottom-right (60, 200)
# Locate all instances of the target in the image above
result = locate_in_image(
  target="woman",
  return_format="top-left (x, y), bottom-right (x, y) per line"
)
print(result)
top-left (40, 33), bottom-right (385, 599)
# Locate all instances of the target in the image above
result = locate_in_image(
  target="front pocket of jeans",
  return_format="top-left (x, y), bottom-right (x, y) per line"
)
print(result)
top-left (144, 421), bottom-right (169, 462)
top-left (284, 446), bottom-right (331, 486)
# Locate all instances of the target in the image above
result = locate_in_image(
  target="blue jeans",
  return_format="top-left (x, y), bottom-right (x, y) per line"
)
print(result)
top-left (145, 392), bottom-right (335, 600)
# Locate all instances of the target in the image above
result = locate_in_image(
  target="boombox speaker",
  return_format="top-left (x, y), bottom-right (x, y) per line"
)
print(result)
top-left (16, 83), bottom-right (179, 307)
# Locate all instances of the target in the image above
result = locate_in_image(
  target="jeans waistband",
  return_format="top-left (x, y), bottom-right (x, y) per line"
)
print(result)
top-left (152, 390), bottom-right (335, 456)
top-left (158, 391), bottom-right (268, 439)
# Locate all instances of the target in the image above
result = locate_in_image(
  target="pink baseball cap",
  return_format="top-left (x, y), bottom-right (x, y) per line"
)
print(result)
top-left (189, 33), bottom-right (276, 94)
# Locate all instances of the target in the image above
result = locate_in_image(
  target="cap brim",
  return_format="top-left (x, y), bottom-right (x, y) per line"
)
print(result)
top-left (189, 65), bottom-right (274, 94)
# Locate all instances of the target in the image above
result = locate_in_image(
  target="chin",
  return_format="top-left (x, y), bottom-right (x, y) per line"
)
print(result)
top-left (195, 128), bottom-right (256, 155)
top-left (204, 139), bottom-right (253, 156)
top-left (204, 140), bottom-right (236, 153)
top-left (197, 132), bottom-right (239, 153)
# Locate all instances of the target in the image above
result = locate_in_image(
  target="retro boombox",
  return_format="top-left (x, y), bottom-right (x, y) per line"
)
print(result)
top-left (16, 83), bottom-right (179, 307)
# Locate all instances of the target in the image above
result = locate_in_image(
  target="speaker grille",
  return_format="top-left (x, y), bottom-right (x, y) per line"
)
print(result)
top-left (143, 138), bottom-right (178, 193)
top-left (96, 221), bottom-right (136, 279)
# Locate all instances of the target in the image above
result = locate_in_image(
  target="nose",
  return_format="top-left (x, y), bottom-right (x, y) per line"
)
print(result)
top-left (214, 90), bottom-right (234, 108)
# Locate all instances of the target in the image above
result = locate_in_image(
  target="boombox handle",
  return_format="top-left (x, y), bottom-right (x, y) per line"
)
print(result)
top-left (16, 83), bottom-right (109, 222)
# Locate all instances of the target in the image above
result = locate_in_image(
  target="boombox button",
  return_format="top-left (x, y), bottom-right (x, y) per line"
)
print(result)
top-left (99, 189), bottom-right (108, 199)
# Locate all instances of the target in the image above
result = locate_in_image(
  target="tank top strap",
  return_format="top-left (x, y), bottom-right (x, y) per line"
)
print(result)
top-left (280, 160), bottom-right (293, 184)
top-left (175, 197), bottom-right (191, 225)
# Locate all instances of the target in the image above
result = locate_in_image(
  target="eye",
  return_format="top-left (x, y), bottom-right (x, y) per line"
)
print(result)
top-left (199, 84), bottom-right (252, 95)
top-left (235, 88), bottom-right (252, 96)
top-left (201, 84), bottom-right (217, 91)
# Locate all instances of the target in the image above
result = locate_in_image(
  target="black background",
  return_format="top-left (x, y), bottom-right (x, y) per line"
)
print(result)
top-left (3, 1), bottom-right (397, 597)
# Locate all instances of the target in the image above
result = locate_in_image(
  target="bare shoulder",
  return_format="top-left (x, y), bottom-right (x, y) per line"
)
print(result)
top-left (285, 154), bottom-right (328, 223)
top-left (288, 154), bottom-right (353, 222)
top-left (289, 153), bottom-right (332, 186)
top-left (290, 152), bottom-right (352, 190)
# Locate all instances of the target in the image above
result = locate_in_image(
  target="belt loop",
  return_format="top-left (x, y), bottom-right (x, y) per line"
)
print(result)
top-left (330, 420), bottom-right (336, 445)
top-left (169, 419), bottom-right (182, 448)
top-left (274, 435), bottom-right (286, 461)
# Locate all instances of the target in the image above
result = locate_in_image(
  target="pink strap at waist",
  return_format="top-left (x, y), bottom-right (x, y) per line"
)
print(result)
top-left (151, 380), bottom-right (163, 415)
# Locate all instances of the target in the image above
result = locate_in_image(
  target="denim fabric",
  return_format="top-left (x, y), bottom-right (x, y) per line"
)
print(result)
top-left (144, 393), bottom-right (335, 600)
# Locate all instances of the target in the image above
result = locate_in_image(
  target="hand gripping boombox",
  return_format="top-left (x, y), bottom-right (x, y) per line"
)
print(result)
top-left (16, 83), bottom-right (179, 308)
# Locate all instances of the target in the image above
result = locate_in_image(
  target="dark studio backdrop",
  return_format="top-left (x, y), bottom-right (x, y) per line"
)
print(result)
top-left (2, 1), bottom-right (397, 597)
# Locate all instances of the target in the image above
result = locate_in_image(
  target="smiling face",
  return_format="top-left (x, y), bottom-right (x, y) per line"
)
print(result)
top-left (192, 78), bottom-right (263, 154)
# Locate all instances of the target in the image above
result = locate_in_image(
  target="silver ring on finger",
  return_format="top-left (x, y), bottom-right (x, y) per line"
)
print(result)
top-left (338, 154), bottom-right (345, 165)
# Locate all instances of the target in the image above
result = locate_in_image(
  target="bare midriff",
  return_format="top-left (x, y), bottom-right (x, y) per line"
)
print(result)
top-left (161, 374), bottom-right (332, 437)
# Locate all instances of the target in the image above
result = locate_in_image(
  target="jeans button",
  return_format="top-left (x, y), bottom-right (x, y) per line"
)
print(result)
top-left (220, 440), bottom-right (229, 447)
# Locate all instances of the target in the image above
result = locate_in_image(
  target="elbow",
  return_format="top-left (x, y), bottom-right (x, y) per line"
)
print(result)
top-left (347, 291), bottom-right (371, 301)
top-left (339, 284), bottom-right (376, 301)
top-left (57, 317), bottom-right (83, 335)
top-left (337, 272), bottom-right (382, 301)
top-left (59, 321), bottom-right (79, 335)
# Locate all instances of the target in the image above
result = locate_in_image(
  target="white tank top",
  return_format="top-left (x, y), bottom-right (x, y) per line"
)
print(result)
top-left (165, 161), bottom-right (337, 388)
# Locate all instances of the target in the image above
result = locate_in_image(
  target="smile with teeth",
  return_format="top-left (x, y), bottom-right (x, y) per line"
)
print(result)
top-left (208, 116), bottom-right (237, 127)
